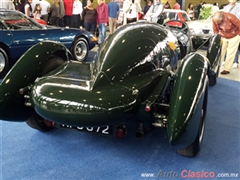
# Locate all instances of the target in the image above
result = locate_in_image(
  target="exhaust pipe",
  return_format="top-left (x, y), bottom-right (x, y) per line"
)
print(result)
top-left (135, 125), bottom-right (155, 139)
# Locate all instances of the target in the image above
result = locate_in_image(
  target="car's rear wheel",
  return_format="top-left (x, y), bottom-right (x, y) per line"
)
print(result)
top-left (39, 55), bottom-right (65, 76)
top-left (176, 86), bottom-right (208, 157)
top-left (0, 48), bottom-right (9, 78)
top-left (71, 37), bottom-right (89, 61)
top-left (26, 113), bottom-right (54, 131)
top-left (26, 56), bottom-right (65, 131)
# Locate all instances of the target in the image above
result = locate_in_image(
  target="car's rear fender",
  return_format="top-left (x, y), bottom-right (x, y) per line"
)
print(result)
top-left (0, 41), bottom-right (71, 122)
top-left (167, 52), bottom-right (208, 149)
top-left (206, 34), bottom-right (221, 73)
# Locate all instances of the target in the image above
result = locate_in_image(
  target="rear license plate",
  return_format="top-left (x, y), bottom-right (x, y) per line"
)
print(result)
top-left (59, 124), bottom-right (111, 135)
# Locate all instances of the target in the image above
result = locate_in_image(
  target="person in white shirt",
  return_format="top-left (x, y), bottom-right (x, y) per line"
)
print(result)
top-left (0, 0), bottom-right (15, 10)
top-left (123, 0), bottom-right (142, 24)
top-left (211, 2), bottom-right (219, 15)
top-left (144, 0), bottom-right (163, 23)
top-left (39, 0), bottom-right (50, 24)
top-left (33, 3), bottom-right (42, 19)
top-left (72, 0), bottom-right (83, 28)
top-left (25, 0), bottom-right (33, 17)
top-left (186, 3), bottom-right (194, 20)
top-left (31, 0), bottom-right (40, 14)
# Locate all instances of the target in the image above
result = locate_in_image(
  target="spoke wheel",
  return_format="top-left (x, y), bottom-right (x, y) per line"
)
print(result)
top-left (0, 48), bottom-right (9, 78)
top-left (72, 37), bottom-right (89, 61)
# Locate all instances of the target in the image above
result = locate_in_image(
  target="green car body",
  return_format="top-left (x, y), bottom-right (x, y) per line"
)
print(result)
top-left (0, 22), bottom-right (221, 157)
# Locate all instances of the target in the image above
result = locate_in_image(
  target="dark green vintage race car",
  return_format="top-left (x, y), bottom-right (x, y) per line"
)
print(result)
top-left (0, 21), bottom-right (221, 157)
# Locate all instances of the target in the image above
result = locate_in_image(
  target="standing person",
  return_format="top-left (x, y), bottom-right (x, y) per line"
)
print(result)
top-left (173, 0), bottom-right (180, 10)
top-left (143, 0), bottom-right (152, 15)
top-left (123, 0), bottom-right (142, 24)
top-left (96, 0), bottom-right (108, 45)
top-left (25, 0), bottom-right (33, 17)
top-left (186, 3), bottom-right (194, 20)
top-left (58, 0), bottom-right (65, 27)
top-left (212, 12), bottom-right (240, 74)
top-left (33, 3), bottom-right (41, 19)
top-left (63, 0), bottom-right (73, 27)
top-left (82, 0), bottom-right (96, 34)
top-left (211, 2), bottom-right (219, 15)
top-left (31, 0), bottom-right (39, 14)
top-left (108, 0), bottom-right (119, 34)
top-left (223, 0), bottom-right (240, 68)
top-left (224, 0), bottom-right (240, 18)
top-left (144, 0), bottom-right (163, 23)
top-left (72, 0), bottom-right (83, 28)
top-left (50, 0), bottom-right (60, 26)
top-left (196, 1), bottom-right (203, 19)
top-left (39, 0), bottom-right (50, 24)
top-left (0, 0), bottom-right (15, 9)
top-left (164, 1), bottom-right (171, 9)
top-left (17, 0), bottom-right (25, 13)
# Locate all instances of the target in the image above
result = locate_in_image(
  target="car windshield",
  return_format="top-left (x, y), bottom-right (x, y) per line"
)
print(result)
top-left (181, 13), bottom-right (191, 21)
top-left (163, 12), bottom-right (191, 22)
top-left (0, 12), bottom-right (42, 30)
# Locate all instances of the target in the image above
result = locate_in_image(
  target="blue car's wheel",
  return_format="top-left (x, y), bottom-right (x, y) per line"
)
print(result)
top-left (72, 37), bottom-right (89, 61)
top-left (0, 48), bottom-right (9, 78)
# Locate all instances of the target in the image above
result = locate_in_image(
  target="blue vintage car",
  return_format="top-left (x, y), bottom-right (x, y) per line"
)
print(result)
top-left (0, 9), bottom-right (97, 77)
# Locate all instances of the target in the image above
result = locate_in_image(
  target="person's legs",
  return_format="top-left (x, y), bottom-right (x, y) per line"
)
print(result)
top-left (112, 18), bottom-right (117, 33)
top-left (84, 22), bottom-right (91, 32)
top-left (98, 23), bottom-right (103, 44)
top-left (222, 35), bottom-right (240, 73)
top-left (55, 18), bottom-right (59, 27)
top-left (232, 48), bottom-right (239, 68)
top-left (69, 15), bottom-right (74, 28)
top-left (127, 18), bottom-right (137, 24)
top-left (219, 38), bottom-right (228, 64)
top-left (58, 17), bottom-right (65, 27)
top-left (72, 14), bottom-right (80, 28)
top-left (170, 50), bottom-right (178, 70)
top-left (64, 16), bottom-right (70, 27)
top-left (98, 23), bottom-right (107, 44)
top-left (90, 22), bottom-right (96, 34)
top-left (108, 17), bottom-right (113, 34)
top-left (102, 23), bottom-right (106, 41)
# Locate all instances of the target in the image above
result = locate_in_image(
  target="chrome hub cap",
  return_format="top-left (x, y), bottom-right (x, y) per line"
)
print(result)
top-left (0, 53), bottom-right (6, 73)
top-left (75, 41), bottom-right (87, 61)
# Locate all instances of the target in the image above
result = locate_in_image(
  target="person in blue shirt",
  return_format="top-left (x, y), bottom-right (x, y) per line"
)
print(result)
top-left (107, 0), bottom-right (119, 34)
top-left (143, 0), bottom-right (152, 15)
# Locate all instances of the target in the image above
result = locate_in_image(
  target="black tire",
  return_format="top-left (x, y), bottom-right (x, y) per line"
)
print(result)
top-left (0, 47), bottom-right (9, 78)
top-left (39, 56), bottom-right (65, 76)
top-left (71, 37), bottom-right (89, 61)
top-left (26, 113), bottom-right (53, 131)
top-left (177, 86), bottom-right (208, 157)
top-left (208, 64), bottom-right (220, 86)
top-left (26, 56), bottom-right (65, 131)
